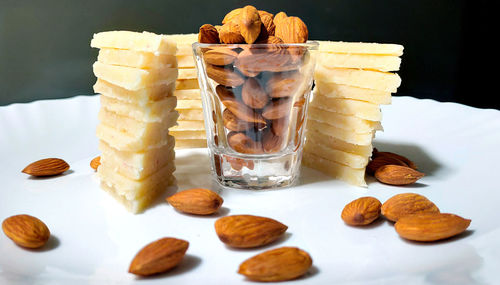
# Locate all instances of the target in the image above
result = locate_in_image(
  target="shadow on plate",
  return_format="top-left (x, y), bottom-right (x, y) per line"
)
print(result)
top-left (24, 234), bottom-right (60, 252)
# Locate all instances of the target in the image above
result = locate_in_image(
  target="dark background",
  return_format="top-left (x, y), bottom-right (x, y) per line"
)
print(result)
top-left (0, 0), bottom-right (496, 109)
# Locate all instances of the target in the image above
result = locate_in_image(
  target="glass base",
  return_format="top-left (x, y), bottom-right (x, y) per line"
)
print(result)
top-left (210, 149), bottom-right (302, 190)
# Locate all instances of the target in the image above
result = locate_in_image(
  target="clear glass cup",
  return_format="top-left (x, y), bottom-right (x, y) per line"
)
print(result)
top-left (192, 41), bottom-right (318, 189)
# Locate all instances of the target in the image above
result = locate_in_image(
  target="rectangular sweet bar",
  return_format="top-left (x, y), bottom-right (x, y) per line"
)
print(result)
top-left (166, 33), bottom-right (197, 56)
top-left (302, 152), bottom-right (367, 187)
top-left (308, 106), bottom-right (381, 133)
top-left (304, 138), bottom-right (369, 169)
top-left (176, 99), bottom-right (203, 109)
top-left (100, 95), bottom-right (177, 122)
top-left (310, 93), bottom-right (382, 121)
top-left (178, 68), bottom-right (197, 79)
top-left (306, 130), bottom-right (373, 157)
top-left (307, 119), bottom-right (375, 146)
top-left (317, 41), bottom-right (404, 56)
top-left (174, 89), bottom-right (201, 100)
top-left (170, 120), bottom-right (205, 131)
top-left (98, 48), bottom-right (177, 69)
top-left (177, 108), bottom-right (204, 120)
top-left (170, 130), bottom-right (207, 139)
top-left (175, 139), bottom-right (208, 149)
top-left (177, 55), bottom-right (196, 68)
top-left (317, 53), bottom-right (401, 72)
top-left (176, 78), bottom-right (199, 90)
top-left (314, 82), bottom-right (391, 105)
top-left (93, 79), bottom-right (175, 104)
top-left (91, 31), bottom-right (177, 54)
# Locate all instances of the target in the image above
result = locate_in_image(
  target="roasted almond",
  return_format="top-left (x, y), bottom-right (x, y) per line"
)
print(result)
top-left (2, 214), bottom-right (50, 248)
top-left (242, 77), bottom-right (269, 109)
top-left (273, 11), bottom-right (288, 26)
top-left (204, 47), bottom-right (238, 66)
top-left (90, 156), bottom-right (101, 171)
top-left (215, 214), bottom-right (287, 248)
top-left (216, 85), bottom-right (266, 124)
top-left (219, 21), bottom-right (245, 44)
top-left (224, 155), bottom-right (255, 171)
top-left (198, 24), bottom-right (220, 43)
top-left (222, 8), bottom-right (242, 24)
top-left (238, 5), bottom-right (261, 44)
top-left (235, 47), bottom-right (291, 74)
top-left (262, 131), bottom-right (284, 153)
top-left (223, 108), bottom-right (256, 131)
top-left (375, 151), bottom-right (418, 170)
top-left (167, 188), bottom-right (223, 215)
top-left (375, 165), bottom-right (425, 185)
top-left (227, 132), bottom-right (263, 154)
top-left (22, 158), bottom-right (70, 177)
top-left (266, 71), bottom-right (302, 98)
top-left (262, 98), bottom-right (292, 120)
top-left (238, 247), bottom-right (312, 282)
top-left (207, 64), bottom-right (244, 87)
top-left (258, 10), bottom-right (274, 19)
top-left (381, 193), bottom-right (440, 222)
top-left (395, 213), bottom-right (471, 242)
top-left (129, 237), bottom-right (189, 276)
top-left (259, 14), bottom-right (275, 37)
top-left (271, 117), bottom-right (289, 136)
top-left (275, 16), bottom-right (308, 43)
top-left (366, 155), bottom-right (407, 175)
top-left (341, 197), bottom-right (382, 226)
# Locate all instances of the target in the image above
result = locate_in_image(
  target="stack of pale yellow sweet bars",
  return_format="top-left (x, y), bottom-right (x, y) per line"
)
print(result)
top-left (91, 31), bottom-right (179, 213)
top-left (303, 41), bottom-right (403, 186)
top-left (167, 34), bottom-right (207, 149)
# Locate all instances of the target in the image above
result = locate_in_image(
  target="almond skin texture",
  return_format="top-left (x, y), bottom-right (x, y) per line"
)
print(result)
top-left (241, 77), bottom-right (269, 109)
top-left (266, 71), bottom-right (302, 98)
top-left (90, 156), bottom-right (100, 171)
top-left (206, 64), bottom-right (245, 87)
top-left (198, 24), bottom-right (220, 43)
top-left (235, 47), bottom-right (291, 74)
top-left (262, 98), bottom-right (293, 120)
top-left (262, 131), bottom-right (284, 153)
top-left (216, 85), bottom-right (266, 124)
top-left (2, 214), bottom-right (50, 248)
top-left (222, 8), bottom-right (242, 24)
top-left (219, 21), bottom-right (245, 44)
top-left (273, 11), bottom-right (288, 26)
top-left (382, 193), bottom-right (440, 222)
top-left (395, 213), bottom-right (471, 242)
top-left (275, 16), bottom-right (308, 43)
top-left (204, 47), bottom-right (238, 66)
top-left (227, 132), bottom-right (263, 154)
top-left (22, 158), bottom-right (70, 177)
top-left (238, 5), bottom-right (262, 44)
top-left (341, 197), bottom-right (382, 226)
top-left (366, 155), bottom-right (407, 175)
top-left (375, 151), bottom-right (418, 170)
top-left (238, 247), bottom-right (312, 282)
top-left (375, 165), bottom-right (425, 185)
top-left (223, 108), bottom-right (255, 131)
top-left (167, 188), bottom-right (223, 215)
top-left (215, 215), bottom-right (287, 248)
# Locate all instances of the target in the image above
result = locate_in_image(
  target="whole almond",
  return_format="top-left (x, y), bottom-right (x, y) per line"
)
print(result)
top-left (227, 132), bottom-right (263, 154)
top-left (2, 214), bottom-right (50, 248)
top-left (381, 193), bottom-right (440, 222)
top-left (366, 155), bottom-right (407, 175)
top-left (375, 165), bottom-right (425, 185)
top-left (238, 247), bottom-right (312, 282)
top-left (257, 35), bottom-right (284, 45)
top-left (238, 5), bottom-right (261, 44)
top-left (90, 156), bottom-right (101, 171)
top-left (204, 47), bottom-right (238, 66)
top-left (242, 77), bottom-right (269, 109)
top-left (395, 213), bottom-right (471, 242)
top-left (266, 71), bottom-right (302, 98)
top-left (198, 24), bottom-right (220, 43)
top-left (216, 85), bottom-right (266, 124)
top-left (223, 108), bottom-right (256, 131)
top-left (207, 64), bottom-right (245, 87)
top-left (271, 117), bottom-right (289, 136)
top-left (275, 16), bottom-right (308, 43)
top-left (260, 14), bottom-right (275, 36)
top-left (262, 131), bottom-right (284, 153)
top-left (222, 8), bottom-right (242, 24)
top-left (262, 98), bottom-right (292, 120)
top-left (129, 237), bottom-right (189, 276)
top-left (22, 158), bottom-right (70, 177)
top-left (258, 10), bottom-right (274, 19)
top-left (225, 155), bottom-right (255, 171)
top-left (273, 11), bottom-right (288, 26)
top-left (341, 197), bottom-right (382, 226)
top-left (235, 48), bottom-right (291, 74)
top-left (375, 151), bottom-right (418, 170)
top-left (167, 188), bottom-right (223, 215)
top-left (215, 214), bottom-right (287, 248)
top-left (219, 21), bottom-right (245, 44)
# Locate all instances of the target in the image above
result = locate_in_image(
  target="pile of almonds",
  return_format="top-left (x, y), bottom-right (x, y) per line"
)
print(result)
top-left (341, 193), bottom-right (471, 242)
top-left (198, 6), bottom-right (312, 156)
top-left (367, 149), bottom-right (425, 186)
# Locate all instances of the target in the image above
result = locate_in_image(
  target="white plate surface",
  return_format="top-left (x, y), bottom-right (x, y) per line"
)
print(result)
top-left (1, 96), bottom-right (499, 285)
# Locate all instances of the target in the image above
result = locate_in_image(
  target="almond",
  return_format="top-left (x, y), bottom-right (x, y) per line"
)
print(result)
top-left (366, 155), bottom-right (407, 175)
top-left (375, 165), bottom-right (425, 185)
top-left (275, 16), bottom-right (308, 43)
top-left (227, 132), bottom-right (263, 154)
top-left (395, 213), bottom-right (471, 242)
top-left (223, 108), bottom-right (256, 131)
top-left (224, 155), bottom-right (255, 171)
top-left (271, 117), bottom-right (289, 136)
top-left (266, 71), bottom-right (302, 98)
top-left (219, 21), bottom-right (245, 44)
top-left (238, 5), bottom-right (261, 44)
top-left (2, 214), bottom-right (50, 248)
top-left (262, 131), bottom-right (284, 153)
top-left (375, 151), bottom-right (418, 170)
top-left (216, 85), bottom-right (266, 124)
top-left (257, 35), bottom-right (283, 45)
top-left (207, 64), bottom-right (245, 87)
top-left (222, 8), bottom-right (242, 24)
top-left (215, 215), bottom-right (287, 248)
top-left (241, 77), bottom-right (269, 109)
top-left (129, 237), bottom-right (189, 276)
top-left (262, 98), bottom-right (292, 120)
top-left (198, 24), bottom-right (220, 43)
top-left (167, 188), bottom-right (223, 215)
top-left (204, 47), bottom-right (238, 66)
top-left (273, 11), bottom-right (288, 26)
top-left (90, 156), bottom-right (100, 171)
top-left (22, 158), bottom-right (70, 177)
top-left (381, 193), bottom-right (440, 222)
top-left (238, 247), bottom-right (312, 282)
top-left (235, 47), bottom-right (291, 74)
top-left (258, 10), bottom-right (274, 19)
top-left (341, 197), bottom-right (382, 226)
top-left (260, 14), bottom-right (275, 36)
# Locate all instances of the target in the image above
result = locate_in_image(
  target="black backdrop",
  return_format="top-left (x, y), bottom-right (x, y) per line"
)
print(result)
top-left (0, 0), bottom-right (497, 109)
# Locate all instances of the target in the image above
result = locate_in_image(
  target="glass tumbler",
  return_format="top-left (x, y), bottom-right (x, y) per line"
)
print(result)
top-left (192, 41), bottom-right (318, 189)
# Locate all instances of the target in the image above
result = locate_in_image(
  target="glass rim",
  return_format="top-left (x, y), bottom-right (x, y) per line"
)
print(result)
top-left (192, 40), bottom-right (319, 49)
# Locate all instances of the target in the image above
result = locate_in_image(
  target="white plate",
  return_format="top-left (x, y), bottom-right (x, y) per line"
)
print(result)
top-left (1, 96), bottom-right (499, 285)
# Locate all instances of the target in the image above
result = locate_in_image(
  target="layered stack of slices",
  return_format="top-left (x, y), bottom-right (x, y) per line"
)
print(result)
top-left (167, 34), bottom-right (207, 149)
top-left (91, 31), bottom-right (179, 213)
top-left (303, 41), bottom-right (404, 186)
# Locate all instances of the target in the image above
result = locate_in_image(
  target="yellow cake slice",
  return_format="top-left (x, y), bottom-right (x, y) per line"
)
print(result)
top-left (93, 61), bottom-right (178, 90)
top-left (318, 53), bottom-right (401, 72)
top-left (91, 31), bottom-right (177, 54)
top-left (170, 120), bottom-right (205, 131)
top-left (177, 55), bottom-right (196, 68)
top-left (176, 99), bottom-right (203, 109)
top-left (308, 106), bottom-right (382, 133)
top-left (304, 138), bottom-right (369, 169)
top-left (100, 95), bottom-right (177, 122)
top-left (174, 89), bottom-right (201, 100)
top-left (98, 48), bottom-right (177, 69)
top-left (178, 68), bottom-right (197, 79)
top-left (170, 130), bottom-right (207, 140)
top-left (315, 82), bottom-right (391, 105)
top-left (175, 139), bottom-right (208, 149)
top-left (306, 130), bottom-right (373, 157)
top-left (99, 138), bottom-right (175, 180)
top-left (317, 41), bottom-right (404, 56)
top-left (310, 94), bottom-right (382, 121)
top-left (166, 33), bottom-right (197, 56)
top-left (176, 78), bottom-right (199, 90)
top-left (307, 119), bottom-right (375, 146)
top-left (177, 108), bottom-right (204, 120)
top-left (94, 79), bottom-right (175, 104)
top-left (302, 152), bottom-right (367, 186)
top-left (315, 65), bottom-right (401, 92)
